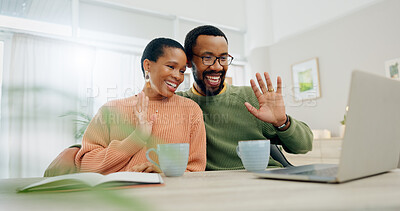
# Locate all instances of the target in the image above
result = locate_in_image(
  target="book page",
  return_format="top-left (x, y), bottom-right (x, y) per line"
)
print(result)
top-left (21, 172), bottom-right (104, 191)
top-left (96, 172), bottom-right (163, 186)
top-left (19, 180), bottom-right (91, 192)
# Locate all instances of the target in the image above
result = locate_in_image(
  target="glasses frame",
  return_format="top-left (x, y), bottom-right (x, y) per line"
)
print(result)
top-left (193, 54), bottom-right (234, 66)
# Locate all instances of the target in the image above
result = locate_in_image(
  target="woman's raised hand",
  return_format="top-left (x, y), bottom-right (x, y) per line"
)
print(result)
top-left (132, 91), bottom-right (157, 141)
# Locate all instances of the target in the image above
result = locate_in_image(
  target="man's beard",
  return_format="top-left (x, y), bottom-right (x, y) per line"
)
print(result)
top-left (193, 68), bottom-right (226, 96)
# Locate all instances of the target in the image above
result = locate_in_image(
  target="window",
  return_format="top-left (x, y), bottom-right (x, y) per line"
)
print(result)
top-left (0, 40), bottom-right (3, 99)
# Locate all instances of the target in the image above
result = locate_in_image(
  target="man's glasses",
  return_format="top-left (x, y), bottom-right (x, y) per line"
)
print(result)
top-left (193, 54), bottom-right (234, 66)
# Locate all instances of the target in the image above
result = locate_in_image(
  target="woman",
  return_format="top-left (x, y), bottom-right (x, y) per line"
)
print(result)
top-left (75, 38), bottom-right (206, 174)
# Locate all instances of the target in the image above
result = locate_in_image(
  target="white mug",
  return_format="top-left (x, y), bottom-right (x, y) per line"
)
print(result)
top-left (146, 143), bottom-right (189, 177)
top-left (236, 140), bottom-right (270, 171)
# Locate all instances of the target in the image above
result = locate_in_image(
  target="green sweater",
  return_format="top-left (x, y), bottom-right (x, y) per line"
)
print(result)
top-left (177, 85), bottom-right (313, 170)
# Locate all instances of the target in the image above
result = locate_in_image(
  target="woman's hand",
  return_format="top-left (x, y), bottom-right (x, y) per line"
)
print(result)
top-left (130, 162), bottom-right (161, 173)
top-left (133, 91), bottom-right (157, 141)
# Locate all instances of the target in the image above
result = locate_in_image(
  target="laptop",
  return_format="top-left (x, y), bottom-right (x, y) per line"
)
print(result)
top-left (255, 70), bottom-right (400, 183)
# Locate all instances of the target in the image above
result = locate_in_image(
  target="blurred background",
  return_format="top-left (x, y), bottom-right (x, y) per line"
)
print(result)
top-left (0, 0), bottom-right (399, 178)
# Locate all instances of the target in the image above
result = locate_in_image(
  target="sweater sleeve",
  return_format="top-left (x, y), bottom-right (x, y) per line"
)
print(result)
top-left (75, 105), bottom-right (146, 174)
top-left (265, 115), bottom-right (314, 154)
top-left (186, 106), bottom-right (207, 172)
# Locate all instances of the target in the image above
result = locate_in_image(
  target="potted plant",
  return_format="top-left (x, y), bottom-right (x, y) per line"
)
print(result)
top-left (60, 111), bottom-right (92, 141)
top-left (339, 106), bottom-right (348, 137)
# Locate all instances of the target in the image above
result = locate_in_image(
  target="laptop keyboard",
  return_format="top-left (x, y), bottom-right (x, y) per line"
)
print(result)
top-left (294, 167), bottom-right (339, 177)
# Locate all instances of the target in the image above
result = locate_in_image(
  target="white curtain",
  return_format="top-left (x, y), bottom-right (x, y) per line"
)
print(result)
top-left (0, 34), bottom-right (143, 178)
top-left (91, 50), bottom-right (143, 113)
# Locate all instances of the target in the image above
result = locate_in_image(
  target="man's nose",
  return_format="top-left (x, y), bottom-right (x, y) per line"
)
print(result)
top-left (210, 59), bottom-right (224, 71)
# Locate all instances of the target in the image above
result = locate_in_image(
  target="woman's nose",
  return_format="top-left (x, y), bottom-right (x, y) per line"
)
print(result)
top-left (172, 70), bottom-right (183, 82)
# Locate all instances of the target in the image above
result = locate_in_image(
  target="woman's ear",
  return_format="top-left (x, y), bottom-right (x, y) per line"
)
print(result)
top-left (186, 60), bottom-right (192, 68)
top-left (143, 59), bottom-right (151, 72)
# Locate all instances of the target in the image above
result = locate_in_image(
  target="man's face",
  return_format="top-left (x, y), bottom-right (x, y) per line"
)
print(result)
top-left (190, 35), bottom-right (229, 96)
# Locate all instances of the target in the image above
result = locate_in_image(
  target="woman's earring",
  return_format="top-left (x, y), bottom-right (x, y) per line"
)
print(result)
top-left (145, 71), bottom-right (150, 83)
top-left (145, 71), bottom-right (150, 87)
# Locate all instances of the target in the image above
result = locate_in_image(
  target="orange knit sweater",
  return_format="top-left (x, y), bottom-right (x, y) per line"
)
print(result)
top-left (75, 94), bottom-right (206, 174)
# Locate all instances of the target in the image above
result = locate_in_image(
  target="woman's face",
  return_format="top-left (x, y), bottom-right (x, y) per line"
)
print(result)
top-left (146, 47), bottom-right (187, 98)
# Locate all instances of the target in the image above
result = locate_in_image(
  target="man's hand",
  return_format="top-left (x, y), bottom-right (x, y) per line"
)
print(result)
top-left (129, 162), bottom-right (161, 173)
top-left (44, 147), bottom-right (79, 177)
top-left (244, 72), bottom-right (288, 128)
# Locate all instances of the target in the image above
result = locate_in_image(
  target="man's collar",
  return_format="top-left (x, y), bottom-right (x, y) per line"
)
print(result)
top-left (191, 82), bottom-right (227, 96)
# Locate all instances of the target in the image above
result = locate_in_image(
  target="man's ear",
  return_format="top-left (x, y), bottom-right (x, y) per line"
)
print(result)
top-left (143, 59), bottom-right (151, 72)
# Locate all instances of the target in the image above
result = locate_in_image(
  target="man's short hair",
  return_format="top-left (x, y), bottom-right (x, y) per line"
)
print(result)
top-left (184, 25), bottom-right (228, 61)
top-left (141, 37), bottom-right (185, 76)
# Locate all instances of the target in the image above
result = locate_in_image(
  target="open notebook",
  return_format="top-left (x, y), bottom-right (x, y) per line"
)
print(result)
top-left (255, 70), bottom-right (400, 183)
top-left (18, 172), bottom-right (164, 192)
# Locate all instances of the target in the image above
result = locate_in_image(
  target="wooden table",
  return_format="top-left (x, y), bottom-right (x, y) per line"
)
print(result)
top-left (1, 169), bottom-right (400, 211)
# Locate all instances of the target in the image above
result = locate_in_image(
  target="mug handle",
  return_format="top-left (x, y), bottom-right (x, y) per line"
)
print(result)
top-left (146, 148), bottom-right (161, 169)
top-left (236, 146), bottom-right (241, 158)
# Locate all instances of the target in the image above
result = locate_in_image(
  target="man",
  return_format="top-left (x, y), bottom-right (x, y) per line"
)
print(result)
top-left (44, 25), bottom-right (312, 176)
top-left (179, 25), bottom-right (312, 170)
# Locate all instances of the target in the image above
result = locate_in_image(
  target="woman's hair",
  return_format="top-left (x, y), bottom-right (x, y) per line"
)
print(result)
top-left (141, 37), bottom-right (185, 76)
top-left (184, 25), bottom-right (228, 62)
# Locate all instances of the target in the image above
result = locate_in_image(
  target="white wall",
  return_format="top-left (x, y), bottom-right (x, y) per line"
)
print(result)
top-left (78, 0), bottom-right (247, 59)
top-left (99, 0), bottom-right (380, 46)
top-left (244, 0), bottom-right (383, 85)
top-left (266, 0), bottom-right (400, 136)
top-left (245, 0), bottom-right (274, 53)
top-left (102, 0), bottom-right (247, 29)
top-left (270, 0), bottom-right (381, 43)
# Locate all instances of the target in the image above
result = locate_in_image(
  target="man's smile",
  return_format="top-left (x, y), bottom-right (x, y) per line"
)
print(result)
top-left (204, 73), bottom-right (223, 87)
